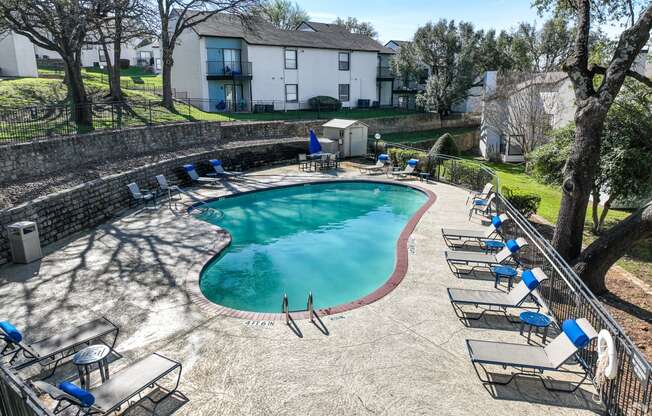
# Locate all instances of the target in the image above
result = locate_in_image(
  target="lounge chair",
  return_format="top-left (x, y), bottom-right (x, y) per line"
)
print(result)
top-left (183, 164), bottom-right (221, 185)
top-left (155, 175), bottom-right (181, 202)
top-left (442, 214), bottom-right (510, 249)
top-left (208, 159), bottom-right (243, 178)
top-left (447, 267), bottom-right (548, 322)
top-left (466, 182), bottom-right (494, 205)
top-left (0, 317), bottom-right (118, 376)
top-left (469, 193), bottom-right (495, 219)
top-left (445, 237), bottom-right (528, 276)
top-left (360, 154), bottom-right (390, 175)
top-left (127, 183), bottom-right (155, 207)
top-left (389, 159), bottom-right (418, 179)
top-left (34, 352), bottom-right (182, 415)
top-left (467, 318), bottom-right (598, 392)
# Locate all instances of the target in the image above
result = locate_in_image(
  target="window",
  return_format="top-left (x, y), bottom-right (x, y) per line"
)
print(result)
top-left (285, 84), bottom-right (298, 102)
top-left (338, 52), bottom-right (350, 70)
top-left (285, 49), bottom-right (297, 69)
top-left (338, 84), bottom-right (350, 102)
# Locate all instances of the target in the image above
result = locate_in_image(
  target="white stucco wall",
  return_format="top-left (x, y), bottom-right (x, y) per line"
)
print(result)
top-left (248, 45), bottom-right (379, 109)
top-left (171, 30), bottom-right (206, 107)
top-left (0, 32), bottom-right (38, 77)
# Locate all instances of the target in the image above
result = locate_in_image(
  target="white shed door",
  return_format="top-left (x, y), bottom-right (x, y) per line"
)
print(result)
top-left (349, 127), bottom-right (366, 157)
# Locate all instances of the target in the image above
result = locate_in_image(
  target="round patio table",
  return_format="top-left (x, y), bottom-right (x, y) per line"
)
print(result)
top-left (519, 311), bottom-right (552, 344)
top-left (491, 265), bottom-right (517, 291)
top-left (73, 344), bottom-right (111, 389)
top-left (482, 239), bottom-right (505, 253)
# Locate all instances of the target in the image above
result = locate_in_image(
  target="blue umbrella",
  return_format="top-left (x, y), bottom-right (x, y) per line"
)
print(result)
top-left (309, 129), bottom-right (322, 155)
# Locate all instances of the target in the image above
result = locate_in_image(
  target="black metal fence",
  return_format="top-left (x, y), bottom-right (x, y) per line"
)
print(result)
top-left (407, 150), bottom-right (652, 416)
top-left (0, 99), bottom-right (420, 144)
top-left (0, 364), bottom-right (53, 416)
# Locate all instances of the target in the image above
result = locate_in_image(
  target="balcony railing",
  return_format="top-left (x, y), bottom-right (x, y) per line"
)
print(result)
top-left (206, 61), bottom-right (253, 77)
top-left (377, 66), bottom-right (395, 78)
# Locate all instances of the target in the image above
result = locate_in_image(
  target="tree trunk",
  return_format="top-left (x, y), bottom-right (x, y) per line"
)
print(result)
top-left (552, 99), bottom-right (606, 260)
top-left (161, 34), bottom-right (175, 111)
top-left (572, 201), bottom-right (652, 293)
top-left (63, 56), bottom-right (92, 125)
top-left (111, 41), bottom-right (122, 102)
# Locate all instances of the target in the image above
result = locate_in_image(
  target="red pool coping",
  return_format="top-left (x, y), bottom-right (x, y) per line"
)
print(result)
top-left (187, 178), bottom-right (437, 321)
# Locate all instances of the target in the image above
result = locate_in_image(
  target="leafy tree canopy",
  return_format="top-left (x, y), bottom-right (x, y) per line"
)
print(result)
top-left (257, 0), bottom-right (308, 30)
top-left (333, 17), bottom-right (377, 38)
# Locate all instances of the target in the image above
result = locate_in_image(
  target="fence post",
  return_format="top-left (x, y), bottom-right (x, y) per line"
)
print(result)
top-left (64, 105), bottom-right (70, 135)
top-left (148, 100), bottom-right (152, 126)
top-left (111, 102), bottom-right (115, 130)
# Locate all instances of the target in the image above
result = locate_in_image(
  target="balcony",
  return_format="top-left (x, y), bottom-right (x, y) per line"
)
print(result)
top-left (377, 66), bottom-right (395, 80)
top-left (206, 61), bottom-right (253, 80)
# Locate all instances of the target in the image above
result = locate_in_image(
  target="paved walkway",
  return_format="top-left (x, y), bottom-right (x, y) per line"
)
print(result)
top-left (0, 164), bottom-right (603, 415)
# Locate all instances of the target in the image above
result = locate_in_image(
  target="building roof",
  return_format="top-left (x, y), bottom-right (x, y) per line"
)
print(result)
top-left (298, 21), bottom-right (350, 34)
top-left (322, 119), bottom-right (368, 129)
top-left (385, 40), bottom-right (411, 48)
top-left (192, 13), bottom-right (394, 54)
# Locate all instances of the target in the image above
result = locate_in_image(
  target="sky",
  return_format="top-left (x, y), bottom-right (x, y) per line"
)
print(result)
top-left (294, 0), bottom-right (545, 44)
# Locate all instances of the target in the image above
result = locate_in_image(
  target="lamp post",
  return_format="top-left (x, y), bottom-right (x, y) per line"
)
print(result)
top-left (374, 133), bottom-right (382, 158)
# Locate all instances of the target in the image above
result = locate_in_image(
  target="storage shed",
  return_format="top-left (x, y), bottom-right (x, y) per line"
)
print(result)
top-left (321, 119), bottom-right (369, 157)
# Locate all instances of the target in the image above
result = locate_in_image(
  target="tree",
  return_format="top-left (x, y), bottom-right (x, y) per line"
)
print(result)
top-left (390, 42), bottom-right (421, 88)
top-left (0, 0), bottom-right (102, 124)
top-left (256, 0), bottom-right (307, 30)
top-left (92, 0), bottom-right (155, 102)
top-left (412, 20), bottom-right (481, 115)
top-left (590, 81), bottom-right (652, 234)
top-left (156, 0), bottom-right (258, 111)
top-left (533, 0), bottom-right (652, 293)
top-left (333, 17), bottom-right (377, 38)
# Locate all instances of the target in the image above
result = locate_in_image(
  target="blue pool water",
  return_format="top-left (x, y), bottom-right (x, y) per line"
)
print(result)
top-left (198, 181), bottom-right (428, 313)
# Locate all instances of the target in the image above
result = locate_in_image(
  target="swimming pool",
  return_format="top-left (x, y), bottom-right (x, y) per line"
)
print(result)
top-left (198, 181), bottom-right (430, 315)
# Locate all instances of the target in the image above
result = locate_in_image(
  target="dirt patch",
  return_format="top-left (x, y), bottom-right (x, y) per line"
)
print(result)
top-left (600, 268), bottom-right (652, 361)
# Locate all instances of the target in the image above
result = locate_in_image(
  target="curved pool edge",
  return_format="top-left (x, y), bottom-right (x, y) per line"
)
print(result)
top-left (185, 178), bottom-right (437, 321)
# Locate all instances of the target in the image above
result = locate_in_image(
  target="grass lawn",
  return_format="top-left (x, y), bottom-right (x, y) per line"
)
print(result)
top-left (475, 158), bottom-right (651, 284)
top-left (378, 127), bottom-right (477, 143)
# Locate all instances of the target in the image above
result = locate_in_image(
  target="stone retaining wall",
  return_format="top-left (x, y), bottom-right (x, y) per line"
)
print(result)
top-left (0, 138), bottom-right (305, 265)
top-left (0, 113), bottom-right (479, 184)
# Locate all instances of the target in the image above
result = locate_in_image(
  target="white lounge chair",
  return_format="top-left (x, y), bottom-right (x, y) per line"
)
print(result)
top-left (389, 159), bottom-right (418, 179)
top-left (34, 352), bottom-right (182, 415)
top-left (466, 182), bottom-right (494, 205)
top-left (209, 159), bottom-right (243, 177)
top-left (447, 267), bottom-right (548, 322)
top-left (360, 154), bottom-right (390, 175)
top-left (442, 214), bottom-right (510, 248)
top-left (445, 237), bottom-right (528, 276)
top-left (467, 318), bottom-right (598, 392)
top-left (183, 164), bottom-right (220, 185)
top-left (469, 193), bottom-right (495, 219)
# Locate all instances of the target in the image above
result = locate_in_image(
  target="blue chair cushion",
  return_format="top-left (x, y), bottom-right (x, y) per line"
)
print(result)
top-left (0, 321), bottom-right (22, 343)
top-left (520, 269), bottom-right (540, 290)
top-left (562, 319), bottom-right (590, 349)
top-left (210, 159), bottom-right (222, 167)
top-left (473, 199), bottom-right (488, 206)
top-left (378, 154), bottom-right (389, 161)
top-left (491, 215), bottom-right (502, 229)
top-left (407, 159), bottom-right (419, 166)
top-left (58, 382), bottom-right (95, 407)
top-left (183, 164), bottom-right (194, 172)
top-left (506, 239), bottom-right (521, 253)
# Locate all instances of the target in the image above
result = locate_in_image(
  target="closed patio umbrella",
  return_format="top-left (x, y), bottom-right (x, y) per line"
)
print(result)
top-left (309, 129), bottom-right (322, 155)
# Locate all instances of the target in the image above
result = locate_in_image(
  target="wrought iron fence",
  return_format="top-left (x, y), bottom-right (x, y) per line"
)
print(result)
top-left (0, 364), bottom-right (53, 416)
top-left (0, 99), bottom-right (419, 144)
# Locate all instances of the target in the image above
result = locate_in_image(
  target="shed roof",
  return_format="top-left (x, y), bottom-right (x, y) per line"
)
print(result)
top-left (322, 119), bottom-right (368, 129)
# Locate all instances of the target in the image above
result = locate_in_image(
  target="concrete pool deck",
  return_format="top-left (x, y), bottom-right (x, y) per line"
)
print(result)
top-left (0, 163), bottom-right (603, 415)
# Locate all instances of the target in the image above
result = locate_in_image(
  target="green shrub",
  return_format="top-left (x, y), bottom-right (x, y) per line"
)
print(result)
top-left (527, 125), bottom-right (573, 185)
top-left (308, 96), bottom-right (342, 111)
top-left (503, 187), bottom-right (541, 218)
top-left (388, 148), bottom-right (428, 171)
top-left (429, 133), bottom-right (460, 156)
